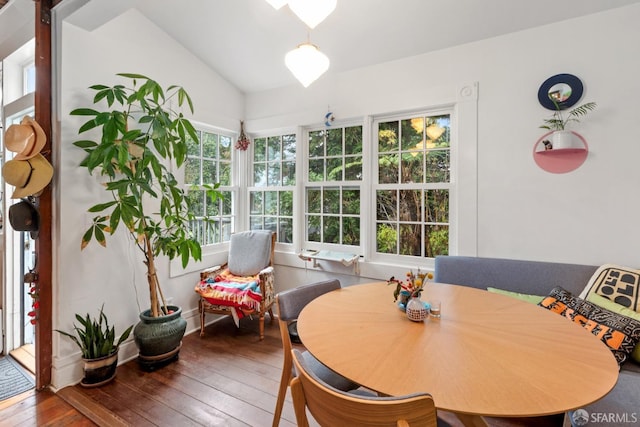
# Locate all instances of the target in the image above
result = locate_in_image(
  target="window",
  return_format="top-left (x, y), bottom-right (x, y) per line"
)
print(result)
top-left (375, 113), bottom-right (451, 258)
top-left (304, 125), bottom-right (363, 249)
top-left (185, 128), bottom-right (234, 245)
top-left (249, 133), bottom-right (296, 243)
top-left (23, 62), bottom-right (35, 95)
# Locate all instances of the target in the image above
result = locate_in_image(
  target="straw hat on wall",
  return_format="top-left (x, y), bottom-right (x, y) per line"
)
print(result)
top-left (4, 115), bottom-right (47, 160)
top-left (2, 154), bottom-right (54, 199)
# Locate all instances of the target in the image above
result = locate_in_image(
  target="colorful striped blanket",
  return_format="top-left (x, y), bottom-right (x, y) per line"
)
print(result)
top-left (195, 269), bottom-right (263, 326)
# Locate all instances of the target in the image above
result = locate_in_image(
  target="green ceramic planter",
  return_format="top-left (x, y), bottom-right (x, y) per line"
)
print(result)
top-left (133, 305), bottom-right (186, 359)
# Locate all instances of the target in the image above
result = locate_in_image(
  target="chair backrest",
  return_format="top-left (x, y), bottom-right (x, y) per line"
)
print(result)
top-left (276, 279), bottom-right (341, 322)
top-left (272, 279), bottom-right (343, 427)
top-left (227, 230), bottom-right (275, 276)
top-left (290, 349), bottom-right (438, 427)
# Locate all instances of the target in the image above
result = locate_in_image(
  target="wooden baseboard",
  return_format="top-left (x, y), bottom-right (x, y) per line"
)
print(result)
top-left (56, 386), bottom-right (129, 427)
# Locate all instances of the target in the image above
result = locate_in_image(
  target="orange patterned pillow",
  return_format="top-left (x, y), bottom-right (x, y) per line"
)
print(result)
top-left (539, 287), bottom-right (640, 366)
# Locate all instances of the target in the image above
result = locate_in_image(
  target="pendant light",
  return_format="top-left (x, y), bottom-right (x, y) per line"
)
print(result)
top-left (265, 0), bottom-right (288, 10)
top-left (285, 42), bottom-right (330, 87)
top-left (287, 0), bottom-right (337, 29)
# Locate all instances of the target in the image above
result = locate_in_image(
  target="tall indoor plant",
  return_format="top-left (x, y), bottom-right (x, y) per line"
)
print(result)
top-left (71, 73), bottom-right (219, 367)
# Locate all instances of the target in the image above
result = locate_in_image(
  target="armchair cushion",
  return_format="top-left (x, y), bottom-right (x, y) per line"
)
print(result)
top-left (227, 230), bottom-right (273, 276)
top-left (197, 269), bottom-right (263, 312)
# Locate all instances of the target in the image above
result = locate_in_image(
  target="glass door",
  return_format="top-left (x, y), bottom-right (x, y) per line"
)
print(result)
top-left (2, 107), bottom-right (36, 359)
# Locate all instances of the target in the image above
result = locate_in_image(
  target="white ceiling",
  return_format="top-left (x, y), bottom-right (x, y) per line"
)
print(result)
top-left (6, 0), bottom-right (640, 93)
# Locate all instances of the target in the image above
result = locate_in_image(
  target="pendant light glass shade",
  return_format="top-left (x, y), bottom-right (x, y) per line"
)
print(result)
top-left (265, 0), bottom-right (288, 10)
top-left (285, 43), bottom-right (330, 87)
top-left (288, 0), bottom-right (337, 29)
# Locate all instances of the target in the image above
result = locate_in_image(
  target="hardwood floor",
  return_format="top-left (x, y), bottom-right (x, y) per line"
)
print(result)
top-left (0, 317), bottom-right (563, 426)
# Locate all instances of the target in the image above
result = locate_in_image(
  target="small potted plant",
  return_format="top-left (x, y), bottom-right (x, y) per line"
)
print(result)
top-left (56, 305), bottom-right (133, 387)
top-left (539, 101), bottom-right (597, 149)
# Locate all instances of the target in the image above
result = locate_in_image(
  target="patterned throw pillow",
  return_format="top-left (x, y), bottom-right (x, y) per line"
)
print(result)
top-left (579, 264), bottom-right (640, 311)
top-left (539, 286), bottom-right (640, 366)
top-left (587, 293), bottom-right (640, 364)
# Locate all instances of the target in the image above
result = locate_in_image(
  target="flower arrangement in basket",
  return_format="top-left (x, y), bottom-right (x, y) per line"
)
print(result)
top-left (387, 269), bottom-right (433, 303)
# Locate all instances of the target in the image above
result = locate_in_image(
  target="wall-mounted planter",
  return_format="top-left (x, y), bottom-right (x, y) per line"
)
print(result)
top-left (533, 131), bottom-right (588, 174)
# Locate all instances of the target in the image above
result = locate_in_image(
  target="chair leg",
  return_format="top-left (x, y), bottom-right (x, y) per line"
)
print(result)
top-left (268, 308), bottom-right (275, 324)
top-left (290, 377), bottom-right (310, 427)
top-left (259, 313), bottom-right (265, 340)
top-left (199, 299), bottom-right (205, 337)
top-left (272, 360), bottom-right (293, 427)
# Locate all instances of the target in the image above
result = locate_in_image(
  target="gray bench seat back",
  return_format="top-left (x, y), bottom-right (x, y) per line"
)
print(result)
top-left (434, 255), bottom-right (598, 296)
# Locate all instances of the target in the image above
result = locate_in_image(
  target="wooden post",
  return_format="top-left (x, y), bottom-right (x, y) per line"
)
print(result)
top-left (33, 0), bottom-right (54, 390)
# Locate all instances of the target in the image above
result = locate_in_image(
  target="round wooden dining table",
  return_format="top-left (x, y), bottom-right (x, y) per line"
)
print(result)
top-left (296, 282), bottom-right (619, 427)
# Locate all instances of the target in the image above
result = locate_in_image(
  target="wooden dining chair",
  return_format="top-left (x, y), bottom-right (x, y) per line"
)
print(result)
top-left (290, 348), bottom-right (439, 427)
top-left (272, 279), bottom-right (359, 427)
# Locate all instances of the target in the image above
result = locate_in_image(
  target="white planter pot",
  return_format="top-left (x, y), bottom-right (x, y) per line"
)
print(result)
top-left (551, 131), bottom-right (575, 149)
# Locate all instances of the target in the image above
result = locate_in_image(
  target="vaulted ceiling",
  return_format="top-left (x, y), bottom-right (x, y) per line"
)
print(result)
top-left (4, 0), bottom-right (640, 93)
top-left (122, 0), bottom-right (640, 93)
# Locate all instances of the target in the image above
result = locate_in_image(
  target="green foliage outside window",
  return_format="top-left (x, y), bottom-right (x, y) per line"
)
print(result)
top-left (251, 133), bottom-right (296, 243)
top-left (376, 113), bottom-right (451, 258)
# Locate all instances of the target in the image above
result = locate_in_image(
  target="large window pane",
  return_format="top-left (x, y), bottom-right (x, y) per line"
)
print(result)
top-left (375, 112), bottom-right (452, 258)
top-left (187, 129), bottom-right (235, 245)
top-left (324, 216), bottom-right (340, 244)
top-left (254, 137), bottom-right (267, 162)
top-left (345, 126), bottom-right (363, 154)
top-left (202, 132), bottom-right (217, 158)
top-left (399, 223), bottom-right (421, 256)
top-left (425, 150), bottom-right (450, 183)
top-left (427, 190), bottom-right (449, 223)
top-left (342, 188), bottom-right (360, 215)
top-left (307, 215), bottom-right (321, 242)
top-left (377, 190), bottom-right (396, 221)
top-left (307, 188), bottom-right (321, 213)
top-left (426, 224), bottom-right (449, 257)
top-left (326, 128), bottom-right (343, 156)
top-left (378, 153), bottom-right (398, 184)
top-left (323, 188), bottom-right (340, 214)
top-left (376, 223), bottom-right (397, 254)
top-left (309, 159), bottom-right (324, 182)
top-left (343, 217), bottom-right (360, 246)
top-left (309, 130), bottom-right (325, 157)
top-left (251, 132), bottom-right (296, 244)
top-left (378, 121), bottom-right (398, 152)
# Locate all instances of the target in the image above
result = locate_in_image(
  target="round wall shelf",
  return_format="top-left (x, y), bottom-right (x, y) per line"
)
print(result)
top-left (533, 131), bottom-right (588, 174)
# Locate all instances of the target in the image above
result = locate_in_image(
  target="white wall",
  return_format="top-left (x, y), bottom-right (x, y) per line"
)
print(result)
top-left (247, 4), bottom-right (640, 267)
top-left (53, 7), bottom-right (244, 388)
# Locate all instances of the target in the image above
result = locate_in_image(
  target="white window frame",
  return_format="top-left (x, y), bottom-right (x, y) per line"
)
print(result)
top-left (22, 61), bottom-right (35, 95)
top-left (369, 107), bottom-right (454, 267)
top-left (181, 122), bottom-right (238, 253)
top-left (301, 120), bottom-right (365, 255)
top-left (248, 129), bottom-right (298, 250)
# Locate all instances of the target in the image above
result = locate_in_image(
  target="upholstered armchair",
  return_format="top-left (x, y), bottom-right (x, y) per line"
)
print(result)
top-left (194, 230), bottom-right (276, 340)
